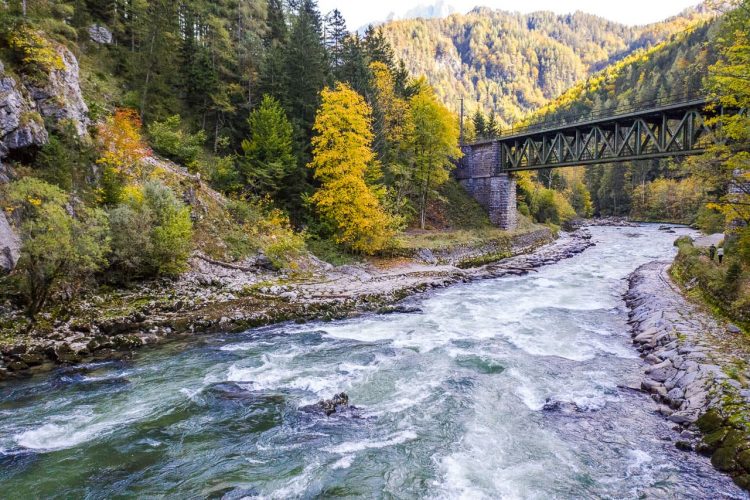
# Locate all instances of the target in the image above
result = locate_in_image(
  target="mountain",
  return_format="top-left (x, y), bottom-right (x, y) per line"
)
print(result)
top-left (404, 1), bottom-right (456, 20)
top-left (380, 4), bottom-right (715, 126)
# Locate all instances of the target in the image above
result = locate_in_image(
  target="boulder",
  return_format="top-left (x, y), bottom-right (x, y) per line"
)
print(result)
top-left (304, 392), bottom-right (353, 417)
top-left (88, 24), bottom-right (113, 44)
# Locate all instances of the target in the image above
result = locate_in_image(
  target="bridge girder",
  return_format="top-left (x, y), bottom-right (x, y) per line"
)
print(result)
top-left (458, 99), bottom-right (720, 174)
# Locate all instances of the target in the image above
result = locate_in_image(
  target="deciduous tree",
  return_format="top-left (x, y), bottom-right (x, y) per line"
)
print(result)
top-left (308, 83), bottom-right (394, 253)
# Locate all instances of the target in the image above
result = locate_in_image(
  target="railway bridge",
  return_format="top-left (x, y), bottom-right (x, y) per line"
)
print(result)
top-left (455, 97), bottom-right (724, 229)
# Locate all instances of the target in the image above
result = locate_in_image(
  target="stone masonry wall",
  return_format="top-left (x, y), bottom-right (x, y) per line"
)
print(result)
top-left (456, 142), bottom-right (518, 230)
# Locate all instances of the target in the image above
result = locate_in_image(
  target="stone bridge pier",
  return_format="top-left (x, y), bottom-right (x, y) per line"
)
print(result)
top-left (455, 142), bottom-right (518, 230)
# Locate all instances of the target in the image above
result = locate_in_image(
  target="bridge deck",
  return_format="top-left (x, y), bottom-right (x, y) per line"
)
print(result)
top-left (458, 97), bottom-right (717, 173)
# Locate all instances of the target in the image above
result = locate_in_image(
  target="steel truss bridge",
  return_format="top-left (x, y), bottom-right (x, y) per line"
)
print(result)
top-left (465, 97), bottom-right (725, 172)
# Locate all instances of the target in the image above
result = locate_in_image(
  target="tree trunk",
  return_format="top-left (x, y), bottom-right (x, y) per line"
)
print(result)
top-left (22, 0), bottom-right (27, 17)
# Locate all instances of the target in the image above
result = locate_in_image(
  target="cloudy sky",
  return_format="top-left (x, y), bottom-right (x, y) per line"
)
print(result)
top-left (316, 0), bottom-right (703, 30)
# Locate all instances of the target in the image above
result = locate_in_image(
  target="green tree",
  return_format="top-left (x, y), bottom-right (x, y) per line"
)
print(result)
top-left (407, 82), bottom-right (462, 229)
top-left (283, 0), bottom-right (329, 136)
top-left (3, 178), bottom-right (110, 317)
top-left (689, 0), bottom-right (750, 231)
top-left (308, 83), bottom-right (394, 253)
top-left (239, 95), bottom-right (296, 197)
top-left (109, 181), bottom-right (193, 278)
top-left (472, 110), bottom-right (487, 139)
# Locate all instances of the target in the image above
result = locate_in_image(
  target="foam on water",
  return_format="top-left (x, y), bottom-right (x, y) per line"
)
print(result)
top-left (323, 430), bottom-right (418, 454)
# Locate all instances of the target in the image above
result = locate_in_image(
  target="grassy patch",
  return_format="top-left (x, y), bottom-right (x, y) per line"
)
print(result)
top-left (305, 237), bottom-right (360, 266)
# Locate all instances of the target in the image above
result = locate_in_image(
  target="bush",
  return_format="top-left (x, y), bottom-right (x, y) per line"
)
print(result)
top-left (3, 178), bottom-right (109, 316)
top-left (224, 198), bottom-right (306, 269)
top-left (147, 115), bottom-right (206, 171)
top-left (696, 206), bottom-right (726, 234)
top-left (529, 187), bottom-right (576, 225)
top-left (7, 26), bottom-right (64, 84)
top-left (108, 181), bottom-right (193, 279)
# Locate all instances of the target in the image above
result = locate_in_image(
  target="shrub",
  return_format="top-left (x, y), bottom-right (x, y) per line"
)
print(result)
top-left (529, 187), bottom-right (576, 225)
top-left (3, 178), bottom-right (109, 316)
top-left (696, 206), bottom-right (726, 234)
top-left (7, 26), bottom-right (64, 84)
top-left (147, 115), bottom-right (206, 170)
top-left (108, 181), bottom-right (193, 279)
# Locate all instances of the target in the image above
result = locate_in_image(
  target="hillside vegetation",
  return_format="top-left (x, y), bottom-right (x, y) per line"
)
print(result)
top-left (380, 5), bottom-right (715, 125)
top-left (0, 0), bottom-right (522, 323)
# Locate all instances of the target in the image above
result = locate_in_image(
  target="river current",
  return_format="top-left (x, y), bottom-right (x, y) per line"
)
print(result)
top-left (1, 226), bottom-right (747, 498)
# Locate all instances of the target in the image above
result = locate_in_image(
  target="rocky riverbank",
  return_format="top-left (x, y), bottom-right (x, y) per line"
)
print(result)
top-left (0, 228), bottom-right (595, 382)
top-left (626, 261), bottom-right (750, 490)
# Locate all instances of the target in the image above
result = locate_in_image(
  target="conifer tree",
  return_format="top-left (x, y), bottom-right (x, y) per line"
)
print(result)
top-left (472, 110), bottom-right (487, 139)
top-left (239, 95), bottom-right (295, 197)
top-left (324, 8), bottom-right (348, 68)
top-left (283, 0), bottom-right (329, 136)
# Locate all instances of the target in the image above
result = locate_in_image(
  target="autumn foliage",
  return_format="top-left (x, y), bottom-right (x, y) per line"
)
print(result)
top-left (308, 83), bottom-right (394, 254)
top-left (96, 109), bottom-right (151, 182)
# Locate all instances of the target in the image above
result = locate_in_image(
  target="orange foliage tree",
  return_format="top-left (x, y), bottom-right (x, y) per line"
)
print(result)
top-left (96, 109), bottom-right (151, 204)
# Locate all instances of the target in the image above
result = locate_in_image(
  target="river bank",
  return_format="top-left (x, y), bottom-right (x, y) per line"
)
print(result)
top-left (626, 260), bottom-right (750, 490)
top-left (0, 227), bottom-right (596, 381)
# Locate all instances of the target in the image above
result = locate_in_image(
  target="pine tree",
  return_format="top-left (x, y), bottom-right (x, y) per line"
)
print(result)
top-left (259, 0), bottom-right (288, 101)
top-left (308, 83), bottom-right (394, 253)
top-left (238, 95), bottom-right (295, 197)
top-left (335, 34), bottom-right (372, 97)
top-left (324, 8), bottom-right (348, 68)
top-left (283, 0), bottom-right (329, 137)
top-left (472, 110), bottom-right (487, 139)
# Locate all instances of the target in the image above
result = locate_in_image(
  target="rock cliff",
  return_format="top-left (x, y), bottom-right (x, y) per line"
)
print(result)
top-left (0, 40), bottom-right (90, 273)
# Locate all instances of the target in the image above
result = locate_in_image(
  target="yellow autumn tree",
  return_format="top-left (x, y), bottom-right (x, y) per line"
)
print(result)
top-left (688, 0), bottom-right (750, 233)
top-left (308, 83), bottom-right (394, 254)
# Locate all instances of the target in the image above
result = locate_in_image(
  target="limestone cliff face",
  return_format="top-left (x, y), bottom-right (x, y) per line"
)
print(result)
top-left (0, 211), bottom-right (20, 273)
top-left (0, 61), bottom-right (48, 158)
top-left (0, 43), bottom-right (90, 273)
top-left (0, 43), bottom-right (89, 162)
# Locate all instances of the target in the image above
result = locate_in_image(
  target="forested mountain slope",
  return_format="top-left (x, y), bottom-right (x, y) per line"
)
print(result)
top-left (523, 20), bottom-right (720, 220)
top-left (380, 5), bottom-right (714, 125)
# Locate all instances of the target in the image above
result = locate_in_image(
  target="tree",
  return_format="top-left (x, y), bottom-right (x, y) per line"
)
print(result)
top-left (324, 8), bottom-right (348, 68)
top-left (238, 95), bottom-right (295, 197)
top-left (3, 178), bottom-right (109, 317)
top-left (689, 0), bottom-right (750, 232)
top-left (407, 82), bottom-right (462, 229)
top-left (472, 110), bottom-right (487, 139)
top-left (335, 34), bottom-right (373, 97)
top-left (96, 109), bottom-right (151, 204)
top-left (259, 0), bottom-right (289, 101)
top-left (308, 83), bottom-right (394, 253)
top-left (283, 0), bottom-right (329, 135)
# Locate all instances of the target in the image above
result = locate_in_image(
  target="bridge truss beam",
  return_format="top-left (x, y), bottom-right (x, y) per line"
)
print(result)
top-left (462, 100), bottom-right (718, 173)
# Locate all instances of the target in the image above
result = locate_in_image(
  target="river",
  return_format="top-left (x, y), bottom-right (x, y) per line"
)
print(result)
top-left (0, 226), bottom-right (746, 499)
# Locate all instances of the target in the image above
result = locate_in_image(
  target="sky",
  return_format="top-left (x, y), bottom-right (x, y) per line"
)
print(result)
top-left (316, 0), bottom-right (703, 30)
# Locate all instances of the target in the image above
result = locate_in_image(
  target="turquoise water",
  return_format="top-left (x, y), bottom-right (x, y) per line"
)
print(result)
top-left (0, 226), bottom-right (746, 498)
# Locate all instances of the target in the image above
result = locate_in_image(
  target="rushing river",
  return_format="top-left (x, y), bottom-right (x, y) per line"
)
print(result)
top-left (1, 226), bottom-right (747, 499)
